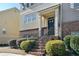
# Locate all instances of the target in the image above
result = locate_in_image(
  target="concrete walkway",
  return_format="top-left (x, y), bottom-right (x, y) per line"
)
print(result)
top-left (0, 47), bottom-right (34, 56)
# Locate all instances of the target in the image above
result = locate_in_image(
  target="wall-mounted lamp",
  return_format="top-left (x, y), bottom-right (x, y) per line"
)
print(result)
top-left (2, 28), bottom-right (6, 34)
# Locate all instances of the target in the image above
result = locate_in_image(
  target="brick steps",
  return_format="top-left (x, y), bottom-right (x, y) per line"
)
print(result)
top-left (38, 45), bottom-right (44, 49)
top-left (36, 41), bottom-right (46, 43)
top-left (29, 51), bottom-right (45, 56)
top-left (31, 49), bottom-right (45, 52)
top-left (28, 35), bottom-right (58, 55)
top-left (35, 43), bottom-right (45, 47)
top-left (29, 35), bottom-right (56, 55)
top-left (28, 39), bottom-right (45, 56)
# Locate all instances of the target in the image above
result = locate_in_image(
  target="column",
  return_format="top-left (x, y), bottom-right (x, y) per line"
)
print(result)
top-left (37, 13), bottom-right (42, 37)
top-left (54, 8), bottom-right (59, 36)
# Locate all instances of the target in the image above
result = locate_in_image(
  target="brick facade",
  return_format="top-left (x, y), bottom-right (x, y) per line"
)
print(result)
top-left (20, 27), bottom-right (48, 38)
top-left (20, 20), bottom-right (79, 39)
top-left (62, 20), bottom-right (79, 37)
top-left (20, 28), bottom-right (38, 38)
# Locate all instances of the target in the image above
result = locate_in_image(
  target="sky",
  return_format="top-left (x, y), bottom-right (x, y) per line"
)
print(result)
top-left (0, 3), bottom-right (20, 11)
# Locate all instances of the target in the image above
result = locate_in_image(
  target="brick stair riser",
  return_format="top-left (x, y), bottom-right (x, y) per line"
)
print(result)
top-left (34, 46), bottom-right (44, 49)
top-left (29, 52), bottom-right (45, 56)
top-left (31, 49), bottom-right (45, 52)
top-left (35, 43), bottom-right (45, 47)
top-left (36, 41), bottom-right (46, 44)
top-left (36, 44), bottom-right (45, 48)
top-left (36, 40), bottom-right (47, 42)
top-left (38, 46), bottom-right (44, 49)
top-left (38, 43), bottom-right (45, 46)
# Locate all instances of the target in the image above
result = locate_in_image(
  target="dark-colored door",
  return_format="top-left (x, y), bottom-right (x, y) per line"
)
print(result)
top-left (48, 17), bottom-right (54, 35)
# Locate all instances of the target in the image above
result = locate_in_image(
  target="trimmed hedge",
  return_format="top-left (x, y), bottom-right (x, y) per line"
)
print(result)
top-left (16, 39), bottom-right (27, 48)
top-left (45, 40), bottom-right (66, 56)
top-left (8, 40), bottom-right (18, 49)
top-left (70, 35), bottom-right (79, 55)
top-left (64, 35), bottom-right (72, 49)
top-left (16, 38), bottom-right (37, 49)
top-left (20, 40), bottom-right (36, 52)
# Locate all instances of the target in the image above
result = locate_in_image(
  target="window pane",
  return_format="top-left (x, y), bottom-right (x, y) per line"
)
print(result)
top-left (74, 3), bottom-right (79, 9)
top-left (24, 18), bottom-right (28, 24)
top-left (24, 15), bottom-right (28, 24)
top-left (31, 3), bottom-right (34, 6)
top-left (28, 16), bottom-right (31, 22)
top-left (32, 16), bottom-right (36, 21)
top-left (27, 3), bottom-right (29, 8)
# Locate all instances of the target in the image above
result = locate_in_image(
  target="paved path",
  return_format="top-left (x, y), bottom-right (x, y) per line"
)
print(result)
top-left (0, 53), bottom-right (35, 56)
top-left (0, 47), bottom-right (34, 56)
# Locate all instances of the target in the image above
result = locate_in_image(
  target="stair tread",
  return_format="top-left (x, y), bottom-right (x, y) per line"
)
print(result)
top-left (31, 49), bottom-right (45, 52)
top-left (29, 51), bottom-right (45, 56)
top-left (32, 49), bottom-right (45, 50)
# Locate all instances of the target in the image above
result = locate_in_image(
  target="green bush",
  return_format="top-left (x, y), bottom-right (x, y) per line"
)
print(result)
top-left (20, 40), bottom-right (36, 52)
top-left (8, 40), bottom-right (18, 49)
top-left (29, 40), bottom-right (36, 48)
top-left (16, 39), bottom-right (27, 48)
top-left (45, 40), bottom-right (66, 56)
top-left (70, 35), bottom-right (79, 55)
top-left (64, 35), bottom-right (72, 49)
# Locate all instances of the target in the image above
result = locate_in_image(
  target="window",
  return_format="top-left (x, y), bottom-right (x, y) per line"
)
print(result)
top-left (20, 3), bottom-right (26, 10)
top-left (74, 3), bottom-right (79, 9)
top-left (20, 3), bottom-right (35, 10)
top-left (70, 3), bottom-right (79, 9)
top-left (31, 3), bottom-right (34, 6)
top-left (23, 13), bottom-right (36, 24)
top-left (27, 3), bottom-right (29, 8)
top-left (25, 3), bottom-right (34, 8)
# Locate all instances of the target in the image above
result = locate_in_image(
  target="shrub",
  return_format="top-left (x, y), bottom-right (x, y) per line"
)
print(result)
top-left (8, 40), bottom-right (18, 49)
top-left (64, 35), bottom-right (72, 49)
top-left (45, 40), bottom-right (66, 56)
top-left (70, 35), bottom-right (79, 55)
top-left (29, 40), bottom-right (36, 48)
top-left (16, 38), bottom-right (37, 49)
top-left (16, 39), bottom-right (27, 48)
top-left (20, 40), bottom-right (36, 52)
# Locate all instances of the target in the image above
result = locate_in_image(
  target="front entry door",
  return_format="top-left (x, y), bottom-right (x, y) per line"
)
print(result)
top-left (48, 17), bottom-right (54, 35)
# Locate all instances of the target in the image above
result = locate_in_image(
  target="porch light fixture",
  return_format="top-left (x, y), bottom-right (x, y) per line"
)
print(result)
top-left (2, 28), bottom-right (6, 34)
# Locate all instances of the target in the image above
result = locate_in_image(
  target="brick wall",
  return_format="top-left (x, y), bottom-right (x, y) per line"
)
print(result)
top-left (20, 28), bottom-right (38, 38)
top-left (62, 20), bottom-right (79, 37)
top-left (20, 27), bottom-right (48, 38)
